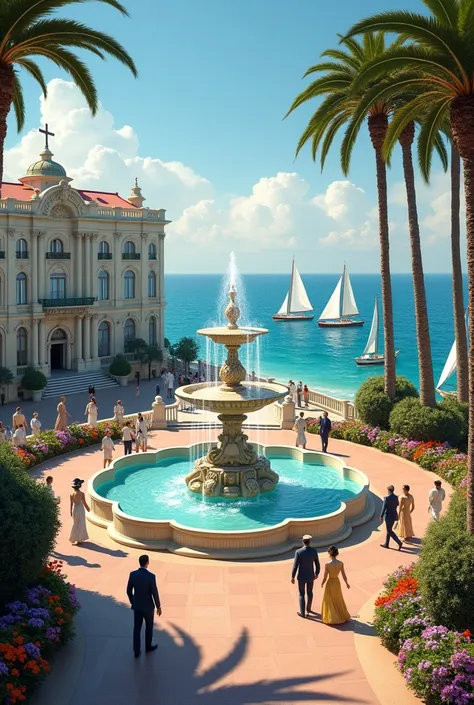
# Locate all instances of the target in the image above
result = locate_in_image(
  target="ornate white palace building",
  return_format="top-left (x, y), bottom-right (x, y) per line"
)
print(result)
top-left (0, 126), bottom-right (169, 399)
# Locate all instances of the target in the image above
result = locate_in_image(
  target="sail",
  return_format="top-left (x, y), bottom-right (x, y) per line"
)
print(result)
top-left (437, 340), bottom-right (456, 389)
top-left (319, 276), bottom-right (342, 320)
top-left (276, 293), bottom-right (289, 315)
top-left (289, 264), bottom-right (313, 312)
top-left (341, 265), bottom-right (359, 317)
top-left (361, 299), bottom-right (379, 356)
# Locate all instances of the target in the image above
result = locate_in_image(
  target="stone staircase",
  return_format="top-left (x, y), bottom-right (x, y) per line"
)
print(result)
top-left (43, 371), bottom-right (119, 399)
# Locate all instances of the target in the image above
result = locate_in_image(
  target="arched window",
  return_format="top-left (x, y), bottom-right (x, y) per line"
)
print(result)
top-left (16, 272), bottom-right (27, 304)
top-left (124, 318), bottom-right (136, 344)
top-left (124, 270), bottom-right (135, 299)
top-left (148, 242), bottom-right (157, 260)
top-left (17, 327), bottom-right (27, 366)
top-left (123, 241), bottom-right (135, 255)
top-left (149, 316), bottom-right (157, 346)
top-left (50, 272), bottom-right (66, 299)
top-left (50, 239), bottom-right (63, 253)
top-left (98, 271), bottom-right (109, 301)
top-left (51, 328), bottom-right (67, 341)
top-left (99, 240), bottom-right (109, 254)
top-left (16, 238), bottom-right (28, 259)
top-left (148, 271), bottom-right (156, 298)
top-left (98, 321), bottom-right (110, 357)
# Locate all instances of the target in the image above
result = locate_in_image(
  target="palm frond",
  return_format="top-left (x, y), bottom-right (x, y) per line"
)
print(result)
top-left (303, 61), bottom-right (352, 77)
top-left (15, 58), bottom-right (48, 96)
top-left (320, 48), bottom-right (360, 71)
top-left (458, 0), bottom-right (474, 36)
top-left (422, 0), bottom-right (458, 27)
top-left (11, 72), bottom-right (25, 131)
top-left (293, 93), bottom-right (347, 158)
top-left (285, 75), bottom-right (350, 116)
top-left (320, 112), bottom-right (349, 169)
top-left (384, 93), bottom-right (448, 159)
top-left (432, 130), bottom-right (449, 176)
top-left (340, 111), bottom-right (367, 175)
top-left (338, 35), bottom-right (365, 63)
top-left (417, 98), bottom-right (452, 180)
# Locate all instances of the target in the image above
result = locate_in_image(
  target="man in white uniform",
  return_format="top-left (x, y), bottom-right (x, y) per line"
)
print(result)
top-left (167, 371), bottom-right (175, 399)
top-left (428, 480), bottom-right (446, 520)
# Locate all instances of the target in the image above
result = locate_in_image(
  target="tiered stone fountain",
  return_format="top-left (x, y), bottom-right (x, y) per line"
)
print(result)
top-left (175, 288), bottom-right (288, 498)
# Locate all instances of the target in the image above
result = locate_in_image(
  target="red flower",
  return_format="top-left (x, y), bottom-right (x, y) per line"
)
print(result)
top-left (463, 629), bottom-right (471, 638)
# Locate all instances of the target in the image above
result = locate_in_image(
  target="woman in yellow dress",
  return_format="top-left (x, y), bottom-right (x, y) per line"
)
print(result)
top-left (321, 546), bottom-right (351, 625)
top-left (398, 484), bottom-right (415, 541)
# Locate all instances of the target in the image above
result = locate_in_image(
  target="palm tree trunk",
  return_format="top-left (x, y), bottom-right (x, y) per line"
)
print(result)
top-left (0, 63), bottom-right (15, 197)
top-left (451, 96), bottom-right (474, 533)
top-left (399, 123), bottom-right (435, 406)
top-left (450, 144), bottom-right (468, 403)
top-left (368, 114), bottom-right (396, 399)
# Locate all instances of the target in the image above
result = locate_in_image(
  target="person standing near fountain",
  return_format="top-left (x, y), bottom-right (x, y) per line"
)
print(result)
top-left (126, 555), bottom-right (162, 658)
top-left (320, 546), bottom-right (351, 625)
top-left (293, 412), bottom-right (307, 449)
top-left (291, 534), bottom-right (320, 618)
top-left (319, 411), bottom-right (332, 453)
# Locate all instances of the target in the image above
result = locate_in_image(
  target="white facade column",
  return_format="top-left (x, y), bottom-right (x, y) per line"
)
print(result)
top-left (90, 233), bottom-right (98, 299)
top-left (113, 231), bottom-right (121, 304)
top-left (31, 318), bottom-right (39, 366)
top-left (141, 233), bottom-right (148, 304)
top-left (84, 234), bottom-right (92, 298)
top-left (83, 314), bottom-right (91, 361)
top-left (66, 340), bottom-right (72, 370)
top-left (91, 314), bottom-right (98, 360)
top-left (77, 233), bottom-right (84, 297)
top-left (31, 233), bottom-right (39, 303)
top-left (7, 228), bottom-right (16, 311)
top-left (37, 230), bottom-right (46, 301)
top-left (38, 319), bottom-right (45, 367)
top-left (75, 316), bottom-right (83, 361)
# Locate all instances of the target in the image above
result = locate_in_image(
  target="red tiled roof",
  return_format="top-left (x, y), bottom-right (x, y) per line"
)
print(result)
top-left (0, 181), bottom-right (135, 208)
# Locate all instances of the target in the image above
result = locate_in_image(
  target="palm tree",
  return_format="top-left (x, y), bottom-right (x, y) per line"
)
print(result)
top-left (342, 0), bottom-right (474, 529)
top-left (0, 0), bottom-right (137, 193)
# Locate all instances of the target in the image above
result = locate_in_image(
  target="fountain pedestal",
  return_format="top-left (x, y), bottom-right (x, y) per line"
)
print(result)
top-left (175, 287), bottom-right (288, 499)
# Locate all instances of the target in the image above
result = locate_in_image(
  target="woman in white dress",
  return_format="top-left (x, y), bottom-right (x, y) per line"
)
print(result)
top-left (135, 414), bottom-right (148, 452)
top-left (69, 479), bottom-right (90, 545)
top-left (113, 400), bottom-right (125, 423)
top-left (30, 412), bottom-right (42, 437)
top-left (293, 412), bottom-right (307, 449)
top-left (85, 397), bottom-right (98, 427)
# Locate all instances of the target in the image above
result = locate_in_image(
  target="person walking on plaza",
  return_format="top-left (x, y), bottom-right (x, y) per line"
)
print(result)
top-left (291, 534), bottom-right (320, 618)
top-left (303, 384), bottom-right (309, 408)
top-left (319, 411), bottom-right (331, 453)
top-left (288, 380), bottom-right (297, 405)
top-left (380, 485), bottom-right (403, 550)
top-left (85, 397), bottom-right (98, 427)
top-left (135, 414), bottom-right (148, 452)
top-left (293, 412), bottom-right (307, 449)
top-left (12, 424), bottom-right (27, 447)
top-left (126, 554), bottom-right (162, 658)
top-left (12, 407), bottom-right (26, 430)
top-left (297, 381), bottom-right (303, 408)
top-left (398, 484), bottom-right (415, 540)
top-left (429, 480), bottom-right (446, 521)
top-left (101, 430), bottom-right (115, 468)
top-left (167, 370), bottom-right (175, 399)
top-left (55, 396), bottom-right (70, 431)
top-left (114, 400), bottom-right (125, 423)
top-left (320, 546), bottom-right (351, 625)
top-left (69, 478), bottom-right (89, 545)
top-left (45, 476), bottom-right (60, 505)
top-left (30, 412), bottom-right (42, 437)
top-left (122, 421), bottom-right (134, 455)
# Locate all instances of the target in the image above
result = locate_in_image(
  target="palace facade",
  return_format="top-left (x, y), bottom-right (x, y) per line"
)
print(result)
top-left (0, 133), bottom-right (169, 399)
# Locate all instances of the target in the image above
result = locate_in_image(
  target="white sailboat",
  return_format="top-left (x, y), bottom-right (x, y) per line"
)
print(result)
top-left (354, 297), bottom-right (400, 366)
top-left (436, 310), bottom-right (468, 397)
top-left (272, 258), bottom-right (314, 321)
top-left (318, 265), bottom-right (364, 327)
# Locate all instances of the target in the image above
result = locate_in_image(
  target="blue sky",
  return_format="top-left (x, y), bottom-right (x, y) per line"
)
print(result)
top-left (4, 0), bottom-right (460, 274)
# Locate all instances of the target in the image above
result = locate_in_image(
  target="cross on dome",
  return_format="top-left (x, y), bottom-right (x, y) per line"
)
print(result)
top-left (39, 123), bottom-right (55, 150)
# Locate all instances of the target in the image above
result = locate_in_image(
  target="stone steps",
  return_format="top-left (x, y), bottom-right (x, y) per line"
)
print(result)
top-left (43, 371), bottom-right (119, 399)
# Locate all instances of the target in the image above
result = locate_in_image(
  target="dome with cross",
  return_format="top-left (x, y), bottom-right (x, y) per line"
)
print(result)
top-left (20, 124), bottom-right (72, 193)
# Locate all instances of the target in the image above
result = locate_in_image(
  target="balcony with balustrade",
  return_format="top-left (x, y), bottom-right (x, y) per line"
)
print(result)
top-left (39, 297), bottom-right (95, 311)
top-left (122, 253), bottom-right (141, 260)
top-left (45, 252), bottom-right (71, 260)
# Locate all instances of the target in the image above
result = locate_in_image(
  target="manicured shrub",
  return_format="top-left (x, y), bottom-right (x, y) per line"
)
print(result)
top-left (389, 397), bottom-right (463, 444)
top-left (440, 396), bottom-right (469, 447)
top-left (355, 376), bottom-right (418, 429)
top-left (109, 354), bottom-right (131, 377)
top-left (416, 491), bottom-right (474, 633)
top-left (21, 366), bottom-right (47, 391)
top-left (0, 448), bottom-right (60, 606)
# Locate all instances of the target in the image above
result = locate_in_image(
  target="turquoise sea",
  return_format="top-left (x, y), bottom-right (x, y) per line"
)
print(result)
top-left (164, 273), bottom-right (461, 401)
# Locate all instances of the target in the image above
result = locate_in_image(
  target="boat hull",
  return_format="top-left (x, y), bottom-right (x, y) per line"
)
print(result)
top-left (272, 314), bottom-right (314, 321)
top-left (354, 350), bottom-right (400, 366)
top-left (436, 389), bottom-right (456, 398)
top-left (318, 319), bottom-right (364, 328)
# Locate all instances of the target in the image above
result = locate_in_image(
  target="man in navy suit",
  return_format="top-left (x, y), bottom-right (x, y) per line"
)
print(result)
top-left (319, 412), bottom-right (332, 453)
top-left (291, 534), bottom-right (320, 618)
top-left (380, 485), bottom-right (403, 550)
top-left (127, 555), bottom-right (162, 657)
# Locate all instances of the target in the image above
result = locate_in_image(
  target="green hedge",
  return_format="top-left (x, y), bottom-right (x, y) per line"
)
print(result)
top-left (416, 491), bottom-right (474, 632)
top-left (354, 376), bottom-right (418, 429)
top-left (0, 446), bottom-right (60, 606)
top-left (389, 397), bottom-right (465, 445)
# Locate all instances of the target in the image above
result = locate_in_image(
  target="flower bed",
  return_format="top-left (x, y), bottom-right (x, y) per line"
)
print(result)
top-left (7, 422), bottom-right (124, 471)
top-left (306, 418), bottom-right (467, 488)
top-left (375, 565), bottom-right (474, 705)
top-left (0, 560), bottom-right (80, 704)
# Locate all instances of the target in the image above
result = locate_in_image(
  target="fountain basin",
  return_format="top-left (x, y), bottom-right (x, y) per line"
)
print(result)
top-left (197, 325), bottom-right (268, 345)
top-left (87, 444), bottom-right (374, 559)
top-left (174, 380), bottom-right (288, 413)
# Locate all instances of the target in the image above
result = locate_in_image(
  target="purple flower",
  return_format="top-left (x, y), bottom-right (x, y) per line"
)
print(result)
top-left (418, 660), bottom-right (432, 671)
top-left (28, 618), bottom-right (45, 628)
top-left (422, 625), bottom-right (450, 640)
top-left (24, 642), bottom-right (41, 659)
top-left (0, 661), bottom-right (8, 676)
top-left (451, 650), bottom-right (474, 674)
top-left (45, 626), bottom-right (61, 641)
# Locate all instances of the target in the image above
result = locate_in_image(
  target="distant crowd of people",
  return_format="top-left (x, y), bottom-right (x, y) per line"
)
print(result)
top-left (288, 380), bottom-right (310, 408)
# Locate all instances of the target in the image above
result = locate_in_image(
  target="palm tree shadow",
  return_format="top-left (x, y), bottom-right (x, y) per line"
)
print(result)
top-left (39, 588), bottom-right (371, 705)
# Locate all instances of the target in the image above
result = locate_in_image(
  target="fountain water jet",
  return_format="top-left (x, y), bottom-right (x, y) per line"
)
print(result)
top-left (175, 287), bottom-right (288, 498)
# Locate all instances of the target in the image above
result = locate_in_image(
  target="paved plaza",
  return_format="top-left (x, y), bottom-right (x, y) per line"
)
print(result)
top-left (28, 425), bottom-right (443, 705)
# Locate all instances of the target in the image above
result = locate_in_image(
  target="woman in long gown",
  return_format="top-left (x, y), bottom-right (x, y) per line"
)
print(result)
top-left (398, 484), bottom-right (415, 541)
top-left (293, 412), bottom-right (307, 449)
top-left (321, 546), bottom-right (351, 625)
top-left (55, 396), bottom-right (70, 431)
top-left (69, 479), bottom-right (90, 545)
top-left (85, 397), bottom-right (98, 427)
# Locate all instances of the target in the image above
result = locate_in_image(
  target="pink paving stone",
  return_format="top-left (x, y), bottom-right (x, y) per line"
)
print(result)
top-left (29, 426), bottom-right (449, 705)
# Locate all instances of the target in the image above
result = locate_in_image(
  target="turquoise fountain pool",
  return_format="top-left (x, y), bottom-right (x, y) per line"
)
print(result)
top-left (96, 455), bottom-right (362, 532)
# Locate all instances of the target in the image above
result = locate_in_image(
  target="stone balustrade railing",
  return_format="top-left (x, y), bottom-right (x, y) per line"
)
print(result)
top-left (306, 389), bottom-right (357, 420)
